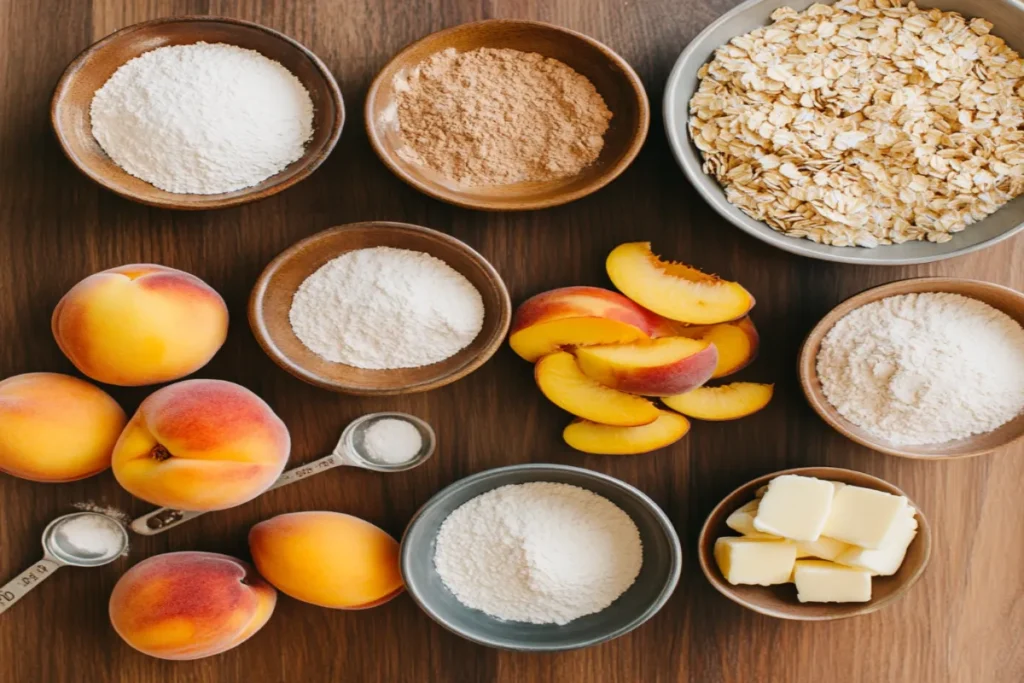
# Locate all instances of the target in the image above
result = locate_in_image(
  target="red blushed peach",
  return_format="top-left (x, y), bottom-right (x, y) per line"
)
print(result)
top-left (573, 337), bottom-right (718, 396)
top-left (0, 372), bottom-right (126, 482)
top-left (109, 551), bottom-right (277, 660)
top-left (112, 379), bottom-right (290, 511)
top-left (676, 317), bottom-right (760, 379)
top-left (535, 351), bottom-right (660, 426)
top-left (662, 382), bottom-right (774, 420)
top-left (509, 286), bottom-right (655, 361)
top-left (606, 242), bottom-right (754, 324)
top-left (249, 512), bottom-right (404, 609)
top-left (52, 264), bottom-right (228, 386)
top-left (563, 411), bottom-right (691, 455)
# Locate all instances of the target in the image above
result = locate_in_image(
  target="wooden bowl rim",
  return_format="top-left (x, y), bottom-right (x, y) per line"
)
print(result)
top-left (798, 276), bottom-right (1024, 460)
top-left (364, 18), bottom-right (651, 211)
top-left (697, 466), bottom-right (933, 622)
top-left (50, 15), bottom-right (345, 211)
top-left (248, 221), bottom-right (512, 395)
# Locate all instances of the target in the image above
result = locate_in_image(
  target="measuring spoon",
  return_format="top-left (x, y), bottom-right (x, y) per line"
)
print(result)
top-left (0, 512), bottom-right (129, 616)
top-left (131, 412), bottom-right (436, 536)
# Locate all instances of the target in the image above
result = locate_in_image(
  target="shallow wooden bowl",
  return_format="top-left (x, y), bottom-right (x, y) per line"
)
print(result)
top-left (365, 19), bottom-right (649, 211)
top-left (51, 16), bottom-right (343, 210)
top-left (698, 467), bottom-right (932, 621)
top-left (799, 277), bottom-right (1024, 459)
top-left (249, 221), bottom-right (511, 395)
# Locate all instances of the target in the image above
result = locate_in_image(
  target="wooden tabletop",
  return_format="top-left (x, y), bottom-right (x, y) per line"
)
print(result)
top-left (1, 1), bottom-right (1021, 681)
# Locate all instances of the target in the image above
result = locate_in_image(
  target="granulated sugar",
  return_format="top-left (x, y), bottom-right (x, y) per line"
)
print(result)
top-left (817, 292), bottom-right (1024, 445)
top-left (362, 418), bottom-right (423, 465)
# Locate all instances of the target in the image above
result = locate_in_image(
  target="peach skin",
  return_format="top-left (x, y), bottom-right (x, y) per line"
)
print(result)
top-left (574, 337), bottom-right (718, 396)
top-left (535, 351), bottom-right (660, 426)
top-left (52, 264), bottom-right (228, 386)
top-left (0, 372), bottom-right (126, 482)
top-left (606, 242), bottom-right (754, 324)
top-left (112, 379), bottom-right (290, 511)
top-left (509, 286), bottom-right (655, 362)
top-left (109, 551), bottom-right (276, 660)
top-left (676, 317), bottom-right (760, 379)
top-left (249, 511), bottom-right (404, 609)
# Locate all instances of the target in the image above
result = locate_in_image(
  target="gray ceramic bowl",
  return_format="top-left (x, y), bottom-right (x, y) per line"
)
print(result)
top-left (664, 0), bottom-right (1024, 265)
top-left (400, 464), bottom-right (682, 651)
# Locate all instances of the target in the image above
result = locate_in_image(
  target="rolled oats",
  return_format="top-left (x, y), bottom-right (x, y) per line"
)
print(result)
top-left (688, 0), bottom-right (1024, 247)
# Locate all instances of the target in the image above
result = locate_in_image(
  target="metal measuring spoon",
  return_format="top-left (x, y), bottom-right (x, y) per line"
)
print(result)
top-left (131, 412), bottom-right (436, 536)
top-left (0, 512), bottom-right (129, 616)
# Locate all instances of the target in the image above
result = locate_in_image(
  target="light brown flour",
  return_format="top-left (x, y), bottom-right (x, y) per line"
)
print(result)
top-left (394, 47), bottom-right (613, 187)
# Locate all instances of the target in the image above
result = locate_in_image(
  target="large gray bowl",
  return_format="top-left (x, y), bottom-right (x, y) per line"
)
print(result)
top-left (400, 464), bottom-right (682, 651)
top-left (664, 0), bottom-right (1024, 265)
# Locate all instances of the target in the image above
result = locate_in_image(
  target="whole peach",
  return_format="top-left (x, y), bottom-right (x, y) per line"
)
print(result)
top-left (109, 551), bottom-right (276, 660)
top-left (112, 379), bottom-right (290, 511)
top-left (52, 264), bottom-right (228, 386)
top-left (249, 511), bottom-right (404, 609)
top-left (0, 372), bottom-right (126, 482)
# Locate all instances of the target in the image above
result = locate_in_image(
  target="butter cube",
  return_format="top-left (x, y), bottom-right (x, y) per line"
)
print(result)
top-left (725, 500), bottom-right (777, 538)
top-left (795, 535), bottom-right (850, 561)
top-left (714, 537), bottom-right (797, 586)
top-left (753, 475), bottom-right (834, 541)
top-left (793, 560), bottom-right (872, 603)
top-left (835, 507), bottom-right (918, 575)
top-left (822, 485), bottom-right (909, 549)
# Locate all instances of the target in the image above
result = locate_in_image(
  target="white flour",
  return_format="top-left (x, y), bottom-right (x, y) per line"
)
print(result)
top-left (91, 42), bottom-right (313, 194)
top-left (817, 292), bottom-right (1024, 445)
top-left (289, 247), bottom-right (484, 369)
top-left (433, 482), bottom-right (643, 625)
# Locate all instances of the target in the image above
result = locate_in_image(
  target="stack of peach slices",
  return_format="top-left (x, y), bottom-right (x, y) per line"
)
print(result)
top-left (510, 242), bottom-right (773, 455)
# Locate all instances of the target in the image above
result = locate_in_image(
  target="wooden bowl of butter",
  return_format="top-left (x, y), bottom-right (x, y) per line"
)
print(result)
top-left (698, 467), bottom-right (932, 621)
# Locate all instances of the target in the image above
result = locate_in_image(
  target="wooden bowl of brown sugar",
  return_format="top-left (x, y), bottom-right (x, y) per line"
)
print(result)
top-left (365, 20), bottom-right (650, 211)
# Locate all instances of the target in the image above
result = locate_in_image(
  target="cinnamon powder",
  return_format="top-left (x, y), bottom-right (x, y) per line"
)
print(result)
top-left (393, 47), bottom-right (613, 187)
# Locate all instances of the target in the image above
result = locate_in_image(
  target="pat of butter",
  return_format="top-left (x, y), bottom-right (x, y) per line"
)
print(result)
top-left (753, 475), bottom-right (834, 541)
top-left (822, 485), bottom-right (908, 549)
top-left (793, 560), bottom-right (872, 603)
top-left (795, 535), bottom-right (850, 561)
top-left (835, 507), bottom-right (918, 575)
top-left (725, 500), bottom-right (777, 538)
top-left (714, 537), bottom-right (797, 586)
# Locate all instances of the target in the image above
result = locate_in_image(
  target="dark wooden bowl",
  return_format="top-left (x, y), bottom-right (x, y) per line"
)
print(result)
top-left (799, 277), bottom-right (1024, 459)
top-left (249, 222), bottom-right (511, 395)
top-left (51, 17), bottom-right (343, 210)
top-left (365, 19), bottom-right (649, 211)
top-left (698, 467), bottom-right (932, 621)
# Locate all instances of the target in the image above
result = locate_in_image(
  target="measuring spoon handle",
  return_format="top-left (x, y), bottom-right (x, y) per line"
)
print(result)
top-left (130, 452), bottom-right (345, 536)
top-left (0, 557), bottom-right (61, 616)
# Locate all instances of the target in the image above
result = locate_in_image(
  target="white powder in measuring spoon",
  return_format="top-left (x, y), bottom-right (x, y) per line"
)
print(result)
top-left (91, 42), bottom-right (314, 194)
top-left (289, 247), bottom-right (485, 369)
top-left (55, 515), bottom-right (125, 558)
top-left (362, 418), bottom-right (423, 465)
top-left (434, 482), bottom-right (643, 625)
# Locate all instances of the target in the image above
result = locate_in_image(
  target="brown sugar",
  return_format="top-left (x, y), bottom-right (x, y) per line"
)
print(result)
top-left (393, 47), bottom-right (613, 187)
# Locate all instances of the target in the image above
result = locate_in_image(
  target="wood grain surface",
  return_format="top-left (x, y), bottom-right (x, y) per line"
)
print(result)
top-left (0, 1), bottom-right (1021, 681)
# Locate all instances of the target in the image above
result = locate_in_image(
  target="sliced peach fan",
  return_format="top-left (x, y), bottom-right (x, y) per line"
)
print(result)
top-left (563, 411), bottom-right (690, 455)
top-left (535, 351), bottom-right (660, 426)
top-left (662, 382), bottom-right (773, 421)
top-left (606, 242), bottom-right (754, 325)
top-left (676, 317), bottom-right (759, 379)
top-left (573, 337), bottom-right (717, 396)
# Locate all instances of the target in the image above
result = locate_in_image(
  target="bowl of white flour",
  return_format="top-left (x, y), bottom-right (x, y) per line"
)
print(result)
top-left (400, 464), bottom-right (682, 651)
top-left (51, 17), bottom-right (343, 210)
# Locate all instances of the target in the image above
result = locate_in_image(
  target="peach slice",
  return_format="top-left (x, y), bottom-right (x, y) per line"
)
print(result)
top-left (606, 242), bottom-right (754, 324)
top-left (574, 337), bottom-right (717, 396)
top-left (509, 286), bottom-right (654, 362)
top-left (676, 317), bottom-right (760, 379)
top-left (563, 411), bottom-right (691, 455)
top-left (662, 382), bottom-right (774, 421)
top-left (535, 351), bottom-right (660, 426)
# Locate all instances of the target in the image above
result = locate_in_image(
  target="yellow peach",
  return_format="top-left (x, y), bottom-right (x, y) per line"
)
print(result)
top-left (0, 372), bottom-right (126, 482)
top-left (535, 351), bottom-right (660, 426)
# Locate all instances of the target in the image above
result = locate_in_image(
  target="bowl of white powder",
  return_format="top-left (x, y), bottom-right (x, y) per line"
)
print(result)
top-left (800, 277), bottom-right (1024, 459)
top-left (250, 221), bottom-right (511, 395)
top-left (51, 17), bottom-right (343, 210)
top-left (400, 464), bottom-right (682, 651)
